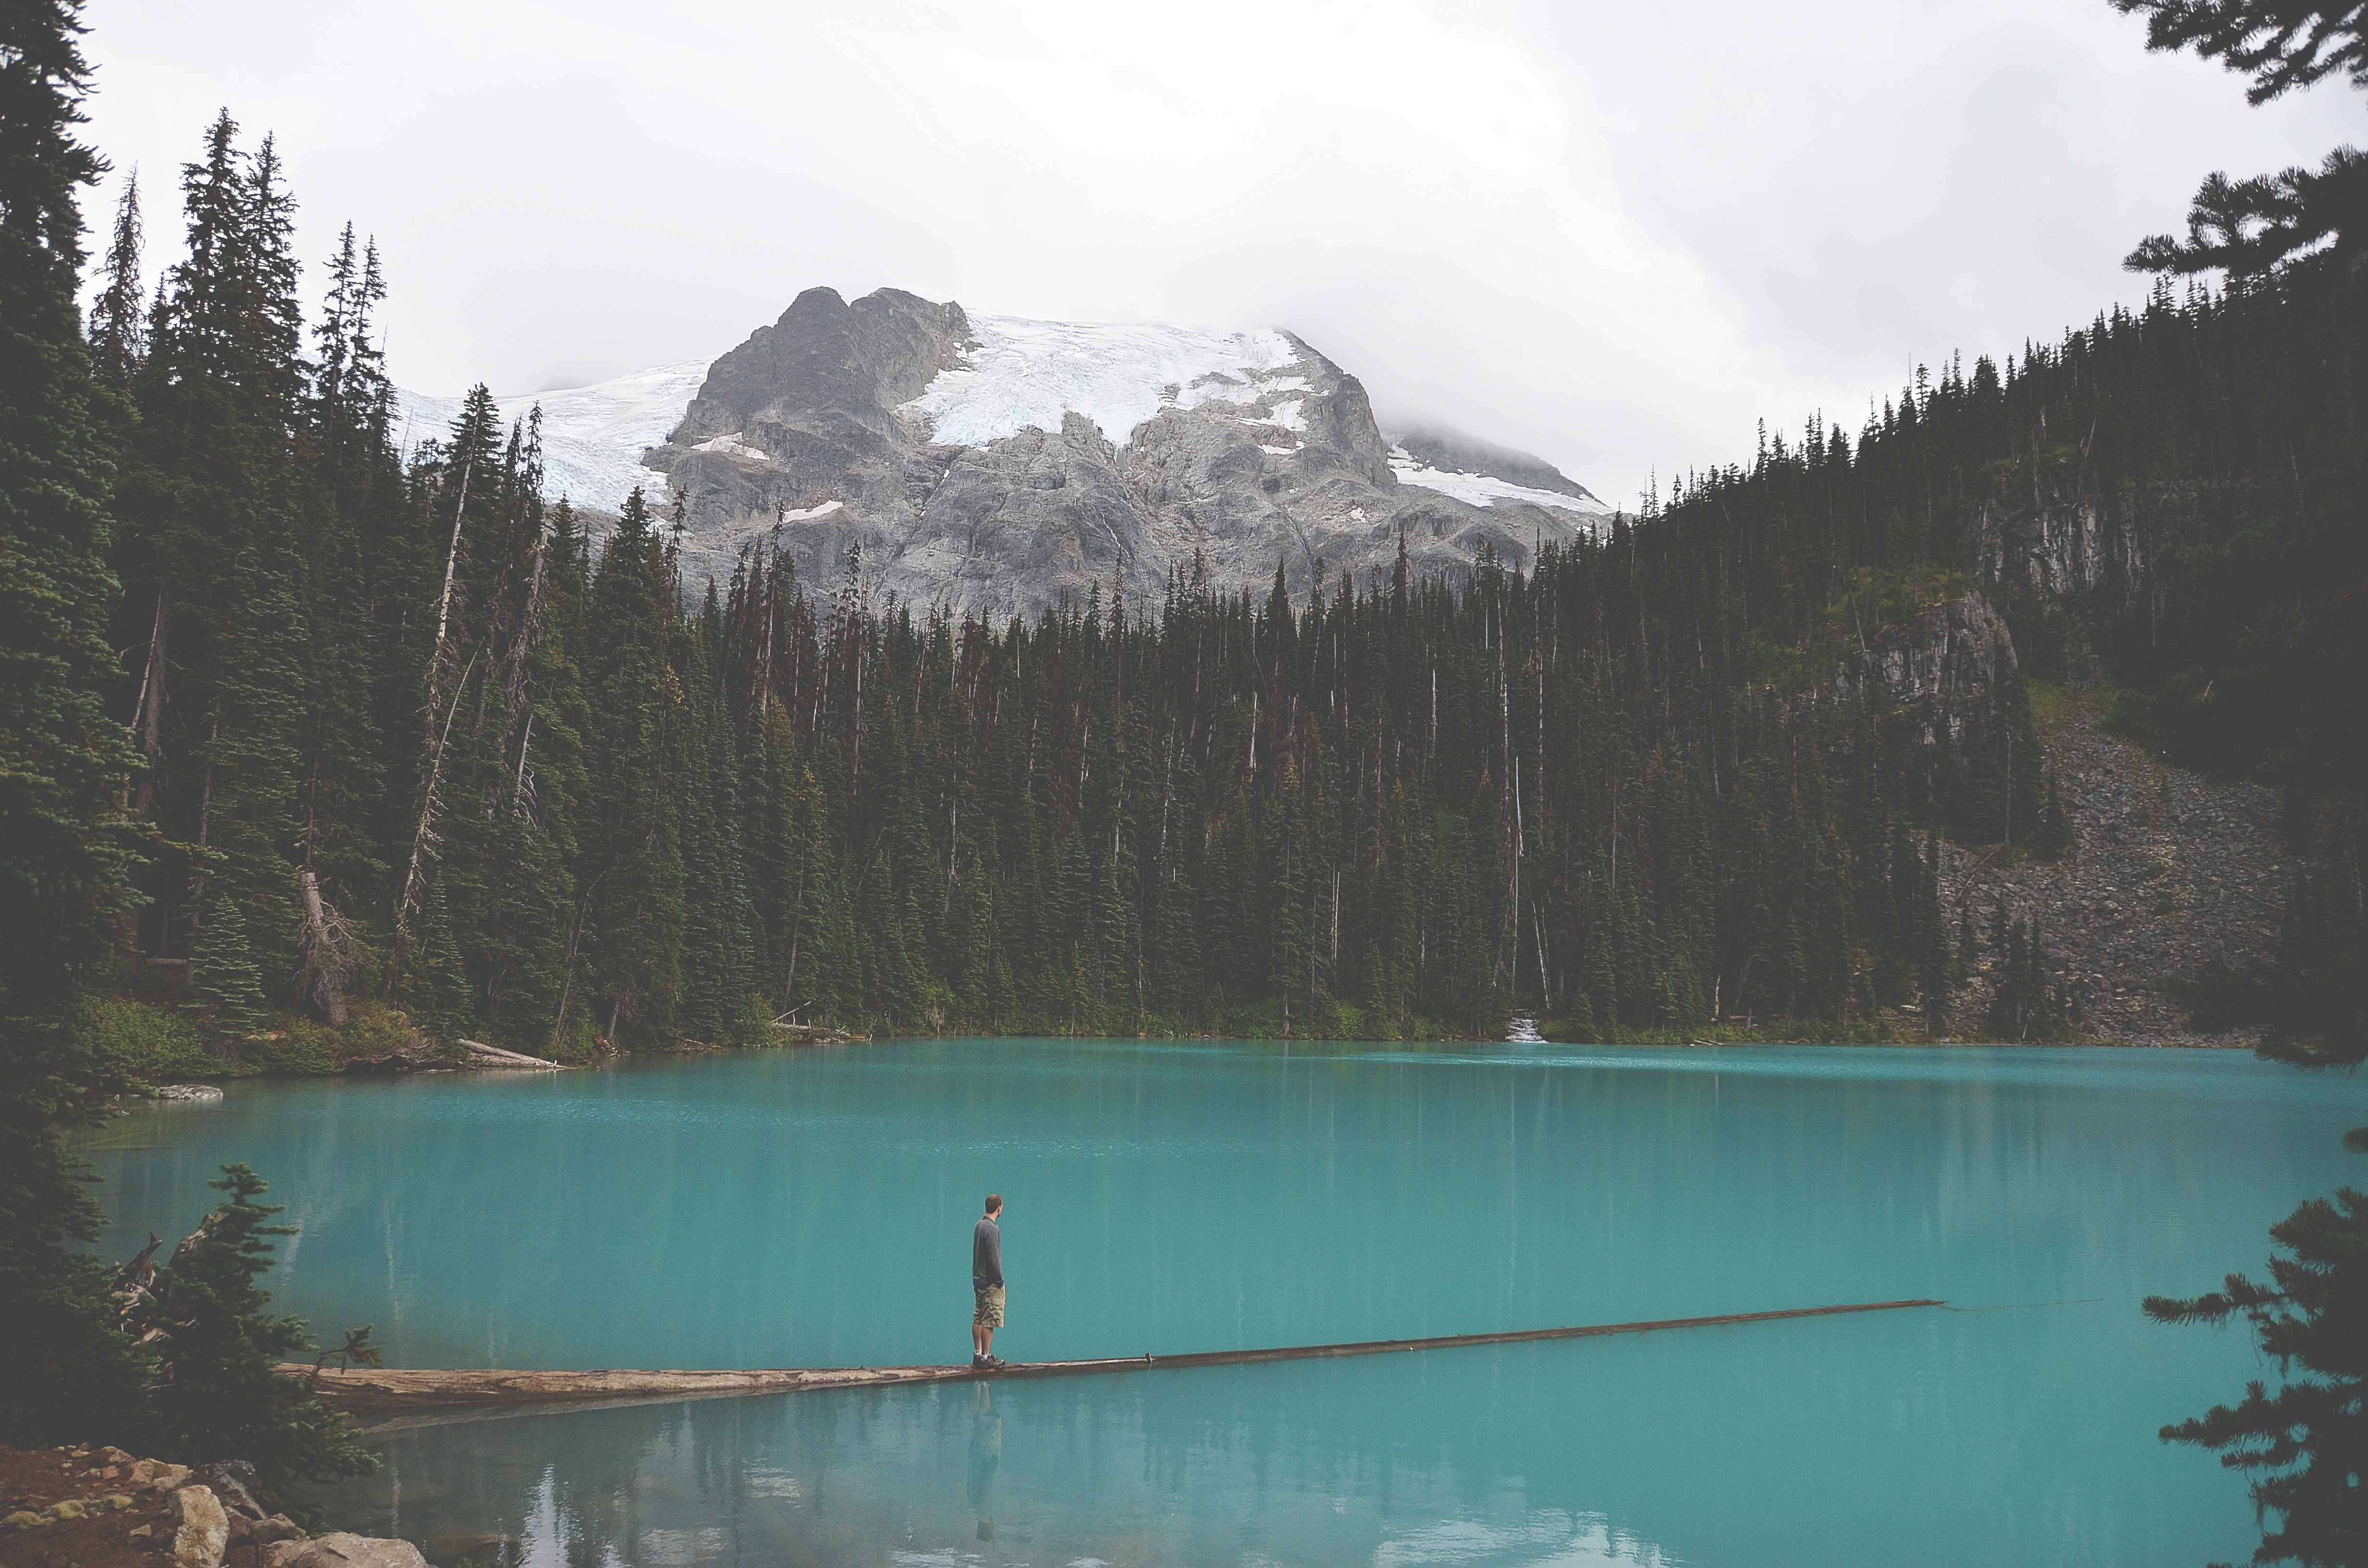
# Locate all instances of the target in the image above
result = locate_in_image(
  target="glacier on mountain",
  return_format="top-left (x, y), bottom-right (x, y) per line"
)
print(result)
top-left (904, 316), bottom-right (1310, 450)
top-left (392, 358), bottom-right (704, 514)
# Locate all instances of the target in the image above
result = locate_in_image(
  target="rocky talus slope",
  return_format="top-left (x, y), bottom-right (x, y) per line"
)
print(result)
top-left (1938, 708), bottom-right (2294, 1046)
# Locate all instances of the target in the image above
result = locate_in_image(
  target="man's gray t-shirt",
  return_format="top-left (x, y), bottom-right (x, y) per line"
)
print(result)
top-left (972, 1215), bottom-right (1003, 1290)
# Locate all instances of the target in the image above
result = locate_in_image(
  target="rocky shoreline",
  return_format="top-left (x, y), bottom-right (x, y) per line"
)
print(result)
top-left (0, 1446), bottom-right (426, 1568)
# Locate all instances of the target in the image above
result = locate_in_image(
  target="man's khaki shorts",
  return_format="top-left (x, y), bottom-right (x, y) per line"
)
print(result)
top-left (974, 1285), bottom-right (1005, 1328)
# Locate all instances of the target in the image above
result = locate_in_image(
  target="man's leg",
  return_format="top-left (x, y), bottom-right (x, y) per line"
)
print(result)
top-left (980, 1324), bottom-right (995, 1360)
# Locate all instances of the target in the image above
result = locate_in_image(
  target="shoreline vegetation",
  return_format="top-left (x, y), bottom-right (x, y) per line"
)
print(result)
top-left (90, 978), bottom-right (2252, 1098)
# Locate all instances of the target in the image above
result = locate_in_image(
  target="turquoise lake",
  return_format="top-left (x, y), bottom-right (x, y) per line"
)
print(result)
top-left (79, 1040), bottom-right (2366, 1567)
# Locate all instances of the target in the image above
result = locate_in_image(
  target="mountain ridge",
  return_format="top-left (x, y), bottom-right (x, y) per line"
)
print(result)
top-left (399, 287), bottom-right (1610, 616)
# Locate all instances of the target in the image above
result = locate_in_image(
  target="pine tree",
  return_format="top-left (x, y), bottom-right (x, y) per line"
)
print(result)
top-left (190, 892), bottom-right (266, 1042)
top-left (0, 0), bottom-right (154, 1446)
top-left (86, 169), bottom-right (141, 390)
top-left (131, 1165), bottom-right (376, 1499)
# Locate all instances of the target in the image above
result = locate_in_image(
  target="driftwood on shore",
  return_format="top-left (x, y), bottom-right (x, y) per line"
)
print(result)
top-left (766, 1020), bottom-right (867, 1044)
top-left (455, 1039), bottom-right (567, 1070)
top-left (282, 1298), bottom-right (1944, 1413)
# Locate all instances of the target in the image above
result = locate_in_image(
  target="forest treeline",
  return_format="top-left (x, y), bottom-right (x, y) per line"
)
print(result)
top-left (47, 112), bottom-right (2367, 1062)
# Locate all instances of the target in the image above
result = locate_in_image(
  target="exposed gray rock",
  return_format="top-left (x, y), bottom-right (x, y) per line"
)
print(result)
top-left (253, 1515), bottom-right (309, 1546)
top-left (1386, 420), bottom-right (1602, 502)
top-left (1939, 710), bottom-right (2293, 1045)
top-left (265, 1532), bottom-right (430, 1568)
top-left (639, 288), bottom-right (1608, 619)
top-left (191, 1460), bottom-right (263, 1521)
top-left (1836, 590), bottom-right (2017, 722)
top-left (172, 1484), bottom-right (229, 1568)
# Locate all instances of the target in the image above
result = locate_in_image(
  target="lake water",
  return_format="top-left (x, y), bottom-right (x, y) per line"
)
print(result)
top-left (79, 1041), bottom-right (2365, 1567)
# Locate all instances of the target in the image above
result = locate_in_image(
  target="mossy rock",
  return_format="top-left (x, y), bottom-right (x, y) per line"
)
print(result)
top-left (4, 1510), bottom-right (47, 1531)
top-left (48, 1499), bottom-right (88, 1519)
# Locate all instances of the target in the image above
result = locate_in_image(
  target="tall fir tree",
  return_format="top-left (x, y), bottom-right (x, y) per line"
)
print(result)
top-left (0, 0), bottom-right (154, 1444)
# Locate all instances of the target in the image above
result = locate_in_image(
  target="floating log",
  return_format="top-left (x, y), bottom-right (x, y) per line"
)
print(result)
top-left (282, 1298), bottom-right (1944, 1412)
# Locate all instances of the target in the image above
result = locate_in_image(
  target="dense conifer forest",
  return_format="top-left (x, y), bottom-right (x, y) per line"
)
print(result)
top-left (33, 110), bottom-right (2364, 1064)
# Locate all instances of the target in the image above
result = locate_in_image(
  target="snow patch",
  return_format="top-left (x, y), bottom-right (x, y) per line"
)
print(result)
top-left (1258, 443), bottom-right (1301, 457)
top-left (394, 356), bottom-right (711, 513)
top-left (693, 432), bottom-right (770, 462)
top-left (905, 316), bottom-right (1307, 449)
top-left (1389, 446), bottom-right (1610, 517)
top-left (779, 499), bottom-right (843, 523)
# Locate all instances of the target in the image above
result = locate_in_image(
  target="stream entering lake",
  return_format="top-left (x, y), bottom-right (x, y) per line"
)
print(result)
top-left (79, 1041), bottom-right (2363, 1567)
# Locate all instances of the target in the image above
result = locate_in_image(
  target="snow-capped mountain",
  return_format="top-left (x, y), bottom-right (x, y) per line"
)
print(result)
top-left (398, 288), bottom-right (1611, 616)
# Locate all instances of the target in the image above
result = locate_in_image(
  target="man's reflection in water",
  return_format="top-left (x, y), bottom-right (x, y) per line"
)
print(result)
top-left (967, 1382), bottom-right (1001, 1542)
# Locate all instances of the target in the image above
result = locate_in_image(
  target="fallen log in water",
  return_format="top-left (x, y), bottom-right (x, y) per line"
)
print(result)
top-left (282, 1298), bottom-right (1944, 1412)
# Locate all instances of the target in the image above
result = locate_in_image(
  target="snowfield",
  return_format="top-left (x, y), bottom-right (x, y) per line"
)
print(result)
top-left (392, 357), bottom-right (710, 514)
top-left (905, 316), bottom-right (1310, 449)
top-left (1388, 445), bottom-right (1612, 516)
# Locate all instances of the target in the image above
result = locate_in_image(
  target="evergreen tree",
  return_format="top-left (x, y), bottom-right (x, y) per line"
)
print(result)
top-left (189, 892), bottom-right (266, 1042)
top-left (130, 1165), bottom-right (376, 1499)
top-left (2146, 1166), bottom-right (2367, 1568)
top-left (0, 0), bottom-right (152, 1445)
top-left (2114, 0), bottom-right (2368, 277)
top-left (86, 168), bottom-right (141, 390)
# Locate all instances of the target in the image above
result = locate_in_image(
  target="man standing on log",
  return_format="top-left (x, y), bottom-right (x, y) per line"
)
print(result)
top-left (972, 1195), bottom-right (1006, 1369)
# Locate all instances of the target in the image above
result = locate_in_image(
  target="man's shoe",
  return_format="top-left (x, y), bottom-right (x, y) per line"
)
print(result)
top-left (970, 1354), bottom-right (987, 1369)
top-left (984, 1356), bottom-right (1007, 1370)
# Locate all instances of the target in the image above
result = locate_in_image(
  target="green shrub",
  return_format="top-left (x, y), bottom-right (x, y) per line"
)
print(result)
top-left (247, 1021), bottom-right (341, 1075)
top-left (89, 999), bottom-right (220, 1083)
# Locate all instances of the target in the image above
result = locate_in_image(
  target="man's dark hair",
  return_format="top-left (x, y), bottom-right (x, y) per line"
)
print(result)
top-left (985, 1194), bottom-right (1001, 1214)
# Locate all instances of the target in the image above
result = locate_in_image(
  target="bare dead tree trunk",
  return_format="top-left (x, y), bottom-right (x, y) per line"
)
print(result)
top-left (427, 461), bottom-right (471, 713)
top-left (296, 868), bottom-right (354, 1025)
top-left (386, 465), bottom-right (475, 988)
top-left (129, 588), bottom-right (171, 813)
top-left (391, 650), bottom-right (478, 983)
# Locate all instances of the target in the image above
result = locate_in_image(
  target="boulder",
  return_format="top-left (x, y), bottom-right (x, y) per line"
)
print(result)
top-left (266, 1531), bottom-right (431, 1568)
top-left (173, 1484), bottom-right (230, 1568)
top-left (254, 1514), bottom-right (308, 1545)
top-left (193, 1460), bottom-right (266, 1520)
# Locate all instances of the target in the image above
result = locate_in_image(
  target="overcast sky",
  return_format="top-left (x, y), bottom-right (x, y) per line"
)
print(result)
top-left (77, 0), bottom-right (2360, 509)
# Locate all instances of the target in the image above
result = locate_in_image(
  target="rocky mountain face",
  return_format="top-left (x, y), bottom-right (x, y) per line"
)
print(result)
top-left (1835, 590), bottom-right (2019, 724)
top-left (625, 287), bottom-right (1608, 617)
top-left (1828, 473), bottom-right (2313, 1046)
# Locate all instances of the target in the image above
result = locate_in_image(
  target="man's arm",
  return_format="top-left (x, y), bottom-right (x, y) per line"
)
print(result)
top-left (983, 1223), bottom-right (1003, 1286)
